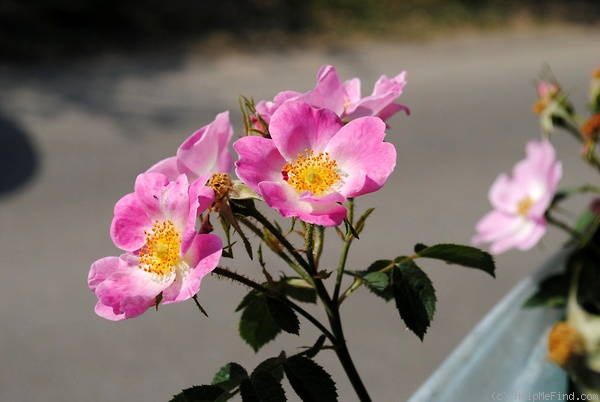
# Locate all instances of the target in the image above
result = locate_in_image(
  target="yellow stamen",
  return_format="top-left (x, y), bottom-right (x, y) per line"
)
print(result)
top-left (282, 149), bottom-right (340, 196)
top-left (517, 196), bottom-right (534, 216)
top-left (343, 98), bottom-right (352, 110)
top-left (139, 220), bottom-right (181, 276)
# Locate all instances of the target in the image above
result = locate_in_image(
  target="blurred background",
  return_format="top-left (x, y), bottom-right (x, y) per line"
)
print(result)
top-left (0, 1), bottom-right (599, 401)
top-left (1, 0), bottom-right (600, 62)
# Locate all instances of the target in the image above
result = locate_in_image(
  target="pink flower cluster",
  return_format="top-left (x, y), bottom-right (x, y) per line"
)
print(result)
top-left (89, 64), bottom-right (407, 320)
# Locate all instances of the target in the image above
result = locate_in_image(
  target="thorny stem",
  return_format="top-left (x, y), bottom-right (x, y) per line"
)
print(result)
top-left (324, 290), bottom-right (372, 402)
top-left (305, 223), bottom-right (317, 273)
top-left (234, 200), bottom-right (312, 273)
top-left (306, 271), bottom-right (372, 401)
top-left (236, 215), bottom-right (312, 284)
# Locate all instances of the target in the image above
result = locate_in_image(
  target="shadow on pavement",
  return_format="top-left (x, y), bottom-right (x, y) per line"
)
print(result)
top-left (0, 111), bottom-right (39, 194)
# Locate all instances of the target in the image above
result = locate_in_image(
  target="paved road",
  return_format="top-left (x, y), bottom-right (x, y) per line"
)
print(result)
top-left (1, 25), bottom-right (599, 401)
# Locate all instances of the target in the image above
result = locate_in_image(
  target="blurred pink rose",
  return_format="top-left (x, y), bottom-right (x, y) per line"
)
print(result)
top-left (472, 139), bottom-right (562, 254)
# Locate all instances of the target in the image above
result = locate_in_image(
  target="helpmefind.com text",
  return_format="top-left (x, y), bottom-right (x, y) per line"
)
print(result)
top-left (491, 392), bottom-right (599, 401)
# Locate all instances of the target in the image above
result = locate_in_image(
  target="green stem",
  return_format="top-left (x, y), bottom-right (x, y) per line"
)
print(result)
top-left (305, 223), bottom-right (317, 273)
top-left (333, 239), bottom-right (352, 305)
top-left (558, 184), bottom-right (600, 198)
top-left (237, 216), bottom-right (312, 284)
top-left (546, 213), bottom-right (582, 239)
top-left (309, 273), bottom-right (372, 400)
top-left (309, 269), bottom-right (372, 400)
top-left (327, 307), bottom-right (372, 402)
top-left (333, 198), bottom-right (355, 305)
top-left (315, 225), bottom-right (325, 267)
top-left (234, 200), bottom-right (312, 273)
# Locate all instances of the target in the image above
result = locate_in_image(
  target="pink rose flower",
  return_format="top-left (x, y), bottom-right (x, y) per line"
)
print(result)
top-left (147, 111), bottom-right (234, 180)
top-left (234, 101), bottom-right (396, 226)
top-left (255, 64), bottom-right (409, 126)
top-left (88, 173), bottom-right (223, 320)
top-left (472, 139), bottom-right (562, 254)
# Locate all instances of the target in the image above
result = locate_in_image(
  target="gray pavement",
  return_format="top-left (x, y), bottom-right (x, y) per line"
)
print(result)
top-left (1, 25), bottom-right (600, 401)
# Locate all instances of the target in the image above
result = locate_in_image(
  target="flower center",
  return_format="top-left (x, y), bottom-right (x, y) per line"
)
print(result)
top-left (517, 196), bottom-right (534, 216)
top-left (282, 149), bottom-right (340, 196)
top-left (343, 98), bottom-right (352, 110)
top-left (139, 220), bottom-right (181, 276)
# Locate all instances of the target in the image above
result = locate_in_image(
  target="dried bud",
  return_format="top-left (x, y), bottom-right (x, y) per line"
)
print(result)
top-left (582, 114), bottom-right (600, 140)
top-left (207, 173), bottom-right (234, 211)
top-left (548, 321), bottom-right (584, 368)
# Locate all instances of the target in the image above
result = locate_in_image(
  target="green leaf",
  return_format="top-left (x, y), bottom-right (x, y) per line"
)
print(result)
top-left (236, 289), bottom-right (262, 312)
top-left (219, 214), bottom-right (234, 259)
top-left (366, 259), bottom-right (393, 272)
top-left (361, 272), bottom-right (389, 291)
top-left (573, 209), bottom-right (600, 247)
top-left (392, 261), bottom-right (436, 341)
top-left (413, 243), bottom-right (428, 253)
top-left (415, 243), bottom-right (496, 277)
top-left (266, 296), bottom-right (300, 336)
top-left (240, 379), bottom-right (260, 402)
top-left (354, 207), bottom-right (375, 235)
top-left (344, 218), bottom-right (360, 239)
top-left (252, 353), bottom-right (286, 383)
top-left (346, 269), bottom-right (390, 296)
top-left (574, 249), bottom-right (600, 314)
top-left (304, 335), bottom-right (327, 359)
top-left (212, 362), bottom-right (248, 392)
top-left (240, 371), bottom-right (286, 402)
top-left (361, 260), bottom-right (394, 301)
top-left (283, 356), bottom-right (338, 402)
top-left (239, 294), bottom-right (282, 352)
top-left (170, 385), bottom-right (227, 402)
top-left (280, 279), bottom-right (317, 304)
top-left (523, 273), bottom-right (569, 308)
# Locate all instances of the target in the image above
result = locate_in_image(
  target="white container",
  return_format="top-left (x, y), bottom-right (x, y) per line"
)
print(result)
top-left (409, 252), bottom-right (569, 402)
